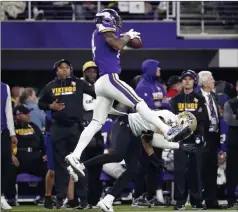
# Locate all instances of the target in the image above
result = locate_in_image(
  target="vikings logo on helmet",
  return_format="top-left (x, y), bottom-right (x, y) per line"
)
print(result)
top-left (95, 8), bottom-right (122, 31)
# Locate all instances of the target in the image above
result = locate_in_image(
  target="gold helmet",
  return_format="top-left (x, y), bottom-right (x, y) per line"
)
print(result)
top-left (177, 111), bottom-right (197, 133)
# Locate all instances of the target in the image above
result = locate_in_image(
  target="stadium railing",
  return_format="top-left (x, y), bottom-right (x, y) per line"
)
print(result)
top-left (4, 1), bottom-right (176, 21)
top-left (176, 1), bottom-right (238, 38)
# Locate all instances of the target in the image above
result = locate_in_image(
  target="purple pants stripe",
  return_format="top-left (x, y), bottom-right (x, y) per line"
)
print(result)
top-left (108, 73), bottom-right (140, 105)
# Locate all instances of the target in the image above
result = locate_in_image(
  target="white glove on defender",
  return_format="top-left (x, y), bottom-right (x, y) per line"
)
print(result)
top-left (120, 29), bottom-right (141, 39)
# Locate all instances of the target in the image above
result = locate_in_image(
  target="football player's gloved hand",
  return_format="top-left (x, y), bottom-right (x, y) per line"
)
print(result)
top-left (179, 143), bottom-right (196, 152)
top-left (141, 130), bottom-right (154, 142)
top-left (120, 29), bottom-right (141, 40)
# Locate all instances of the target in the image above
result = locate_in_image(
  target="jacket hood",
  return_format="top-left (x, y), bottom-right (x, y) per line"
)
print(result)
top-left (142, 59), bottom-right (160, 82)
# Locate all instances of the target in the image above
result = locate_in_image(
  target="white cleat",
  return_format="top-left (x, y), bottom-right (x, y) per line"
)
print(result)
top-left (1, 196), bottom-right (12, 210)
top-left (65, 154), bottom-right (85, 176)
top-left (97, 199), bottom-right (114, 212)
top-left (67, 166), bottom-right (78, 182)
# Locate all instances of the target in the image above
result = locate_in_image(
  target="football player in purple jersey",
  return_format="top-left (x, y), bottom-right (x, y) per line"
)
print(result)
top-left (66, 8), bottom-right (191, 177)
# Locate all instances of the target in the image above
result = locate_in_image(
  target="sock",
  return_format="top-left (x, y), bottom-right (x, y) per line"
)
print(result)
top-left (73, 120), bottom-right (102, 159)
top-left (104, 194), bottom-right (115, 203)
top-left (136, 101), bottom-right (170, 135)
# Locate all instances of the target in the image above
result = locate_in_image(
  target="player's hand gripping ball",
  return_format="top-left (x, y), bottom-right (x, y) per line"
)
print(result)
top-left (127, 37), bottom-right (142, 49)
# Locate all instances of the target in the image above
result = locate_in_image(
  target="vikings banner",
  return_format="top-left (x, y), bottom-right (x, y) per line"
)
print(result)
top-left (2, 22), bottom-right (238, 49)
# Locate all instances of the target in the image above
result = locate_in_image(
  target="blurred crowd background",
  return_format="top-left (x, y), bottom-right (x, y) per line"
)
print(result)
top-left (0, 1), bottom-right (237, 28)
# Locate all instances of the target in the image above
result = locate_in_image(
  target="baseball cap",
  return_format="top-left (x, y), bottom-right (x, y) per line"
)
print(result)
top-left (13, 105), bottom-right (32, 116)
top-left (82, 61), bottom-right (97, 72)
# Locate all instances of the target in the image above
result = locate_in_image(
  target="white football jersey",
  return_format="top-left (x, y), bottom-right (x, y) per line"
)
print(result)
top-left (128, 110), bottom-right (178, 136)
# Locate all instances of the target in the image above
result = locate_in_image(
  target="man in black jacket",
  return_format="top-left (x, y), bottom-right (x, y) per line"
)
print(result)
top-left (169, 70), bottom-right (208, 210)
top-left (38, 59), bottom-right (96, 209)
top-left (224, 81), bottom-right (238, 208)
top-left (80, 61), bottom-right (105, 208)
top-left (5, 105), bottom-right (47, 205)
top-left (197, 71), bottom-right (223, 209)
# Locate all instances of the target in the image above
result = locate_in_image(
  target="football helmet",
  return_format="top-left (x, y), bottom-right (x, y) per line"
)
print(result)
top-left (95, 8), bottom-right (122, 30)
top-left (177, 111), bottom-right (197, 133)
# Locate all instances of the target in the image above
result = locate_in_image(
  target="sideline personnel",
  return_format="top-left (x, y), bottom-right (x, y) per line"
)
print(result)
top-left (38, 59), bottom-right (96, 208)
top-left (169, 70), bottom-right (208, 210)
top-left (197, 71), bottom-right (222, 209)
top-left (1, 82), bottom-right (18, 210)
top-left (80, 61), bottom-right (105, 207)
top-left (224, 80), bottom-right (238, 208)
top-left (5, 105), bottom-right (47, 203)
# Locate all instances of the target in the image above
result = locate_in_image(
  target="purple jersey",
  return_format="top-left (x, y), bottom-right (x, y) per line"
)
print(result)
top-left (220, 119), bottom-right (229, 152)
top-left (101, 118), bottom-right (114, 148)
top-left (92, 23), bottom-right (121, 76)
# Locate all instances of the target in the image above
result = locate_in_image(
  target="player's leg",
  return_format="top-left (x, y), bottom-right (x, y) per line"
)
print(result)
top-left (44, 132), bottom-right (55, 209)
top-left (69, 115), bottom-right (133, 177)
top-left (105, 74), bottom-right (187, 140)
top-left (74, 95), bottom-right (113, 157)
top-left (66, 95), bottom-right (113, 173)
top-left (97, 135), bottom-right (141, 212)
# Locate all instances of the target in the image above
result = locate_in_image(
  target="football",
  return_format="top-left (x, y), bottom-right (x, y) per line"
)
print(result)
top-left (127, 37), bottom-right (142, 49)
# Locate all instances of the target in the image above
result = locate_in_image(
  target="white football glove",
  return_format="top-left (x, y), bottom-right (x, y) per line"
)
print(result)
top-left (120, 29), bottom-right (141, 40)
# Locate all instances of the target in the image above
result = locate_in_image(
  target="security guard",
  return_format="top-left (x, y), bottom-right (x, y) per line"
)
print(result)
top-left (224, 80), bottom-right (238, 208)
top-left (169, 70), bottom-right (208, 210)
top-left (80, 61), bottom-right (105, 207)
top-left (5, 105), bottom-right (47, 203)
top-left (38, 59), bottom-right (96, 208)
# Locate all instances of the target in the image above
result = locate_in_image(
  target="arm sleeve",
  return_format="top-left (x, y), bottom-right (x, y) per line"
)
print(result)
top-left (151, 134), bottom-right (180, 149)
top-left (40, 111), bottom-right (46, 129)
top-left (161, 87), bottom-right (169, 109)
top-left (135, 86), bottom-right (155, 109)
top-left (81, 80), bottom-right (96, 98)
top-left (224, 102), bottom-right (238, 126)
top-left (38, 85), bottom-right (52, 111)
top-left (6, 84), bottom-right (15, 136)
top-left (33, 123), bottom-right (46, 155)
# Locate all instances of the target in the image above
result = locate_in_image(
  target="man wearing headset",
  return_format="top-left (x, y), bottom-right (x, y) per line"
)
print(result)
top-left (169, 70), bottom-right (208, 210)
top-left (38, 59), bottom-right (96, 209)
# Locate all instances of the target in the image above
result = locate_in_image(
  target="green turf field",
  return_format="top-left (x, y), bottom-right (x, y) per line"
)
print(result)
top-left (9, 205), bottom-right (238, 212)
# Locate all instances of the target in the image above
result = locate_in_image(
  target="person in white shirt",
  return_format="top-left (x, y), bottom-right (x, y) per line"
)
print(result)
top-left (197, 71), bottom-right (222, 209)
top-left (67, 109), bottom-right (197, 212)
top-left (1, 82), bottom-right (18, 210)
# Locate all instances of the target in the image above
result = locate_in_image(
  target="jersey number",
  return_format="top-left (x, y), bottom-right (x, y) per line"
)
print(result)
top-left (101, 132), bottom-right (108, 144)
top-left (220, 134), bottom-right (226, 144)
top-left (92, 32), bottom-right (96, 60)
top-left (117, 50), bottom-right (120, 59)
